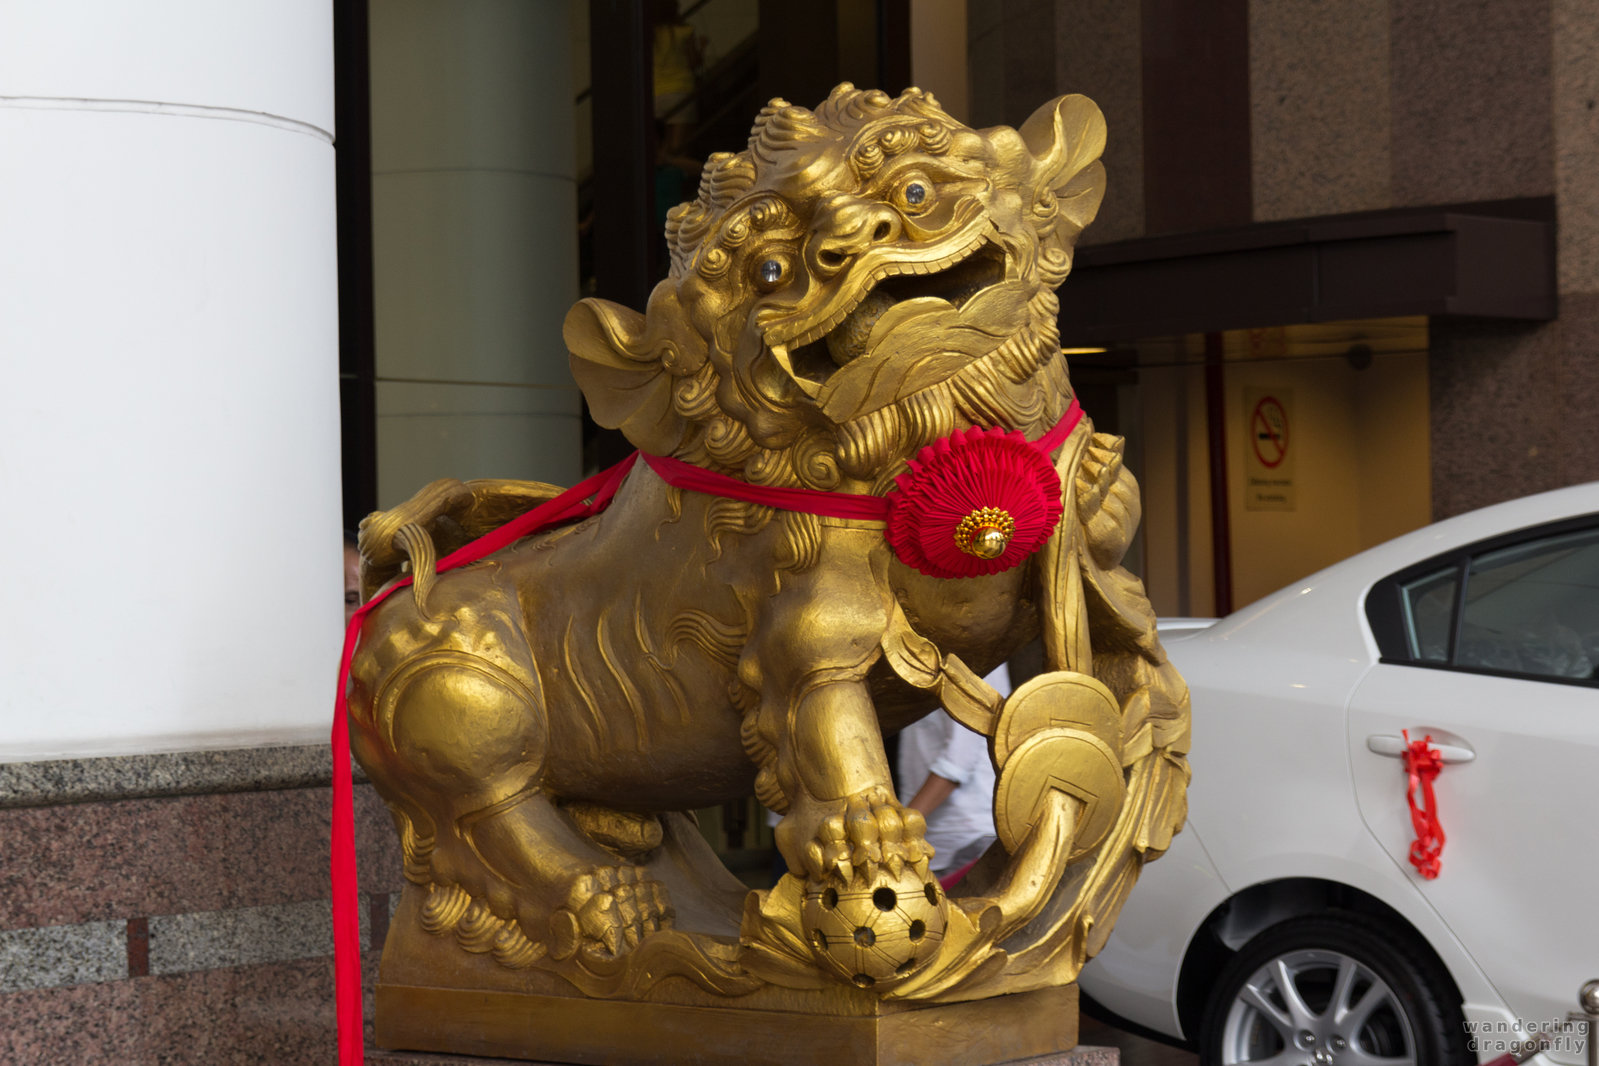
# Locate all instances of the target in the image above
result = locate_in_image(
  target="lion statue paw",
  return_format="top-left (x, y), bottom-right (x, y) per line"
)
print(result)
top-left (791, 787), bottom-right (934, 886)
top-left (547, 864), bottom-right (674, 961)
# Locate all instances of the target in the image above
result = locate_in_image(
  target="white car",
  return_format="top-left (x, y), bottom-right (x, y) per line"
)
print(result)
top-left (1079, 481), bottom-right (1599, 1066)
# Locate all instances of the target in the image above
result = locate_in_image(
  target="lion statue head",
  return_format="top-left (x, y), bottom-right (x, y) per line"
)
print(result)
top-left (565, 84), bottom-right (1105, 495)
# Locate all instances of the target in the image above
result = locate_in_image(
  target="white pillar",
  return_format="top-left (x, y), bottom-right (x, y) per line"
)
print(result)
top-left (0, 0), bottom-right (342, 758)
top-left (370, 0), bottom-right (582, 507)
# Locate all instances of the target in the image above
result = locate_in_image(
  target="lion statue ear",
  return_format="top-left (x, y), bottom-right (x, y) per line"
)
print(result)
top-left (1018, 94), bottom-right (1107, 256)
top-left (564, 287), bottom-right (706, 458)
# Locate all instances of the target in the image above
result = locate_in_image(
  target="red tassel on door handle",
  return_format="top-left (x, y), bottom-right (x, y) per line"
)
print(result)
top-left (1401, 729), bottom-right (1445, 880)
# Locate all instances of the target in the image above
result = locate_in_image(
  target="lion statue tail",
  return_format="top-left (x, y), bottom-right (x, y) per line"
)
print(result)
top-left (354, 477), bottom-right (571, 613)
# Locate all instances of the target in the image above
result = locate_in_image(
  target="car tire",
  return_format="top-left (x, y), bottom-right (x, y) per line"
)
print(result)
top-left (1198, 911), bottom-right (1471, 1066)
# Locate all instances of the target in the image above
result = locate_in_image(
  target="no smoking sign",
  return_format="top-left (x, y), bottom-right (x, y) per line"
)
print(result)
top-left (1243, 387), bottom-right (1296, 511)
top-left (1251, 395), bottom-right (1289, 467)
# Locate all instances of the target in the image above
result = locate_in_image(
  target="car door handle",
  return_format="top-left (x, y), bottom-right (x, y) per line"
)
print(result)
top-left (1366, 733), bottom-right (1476, 763)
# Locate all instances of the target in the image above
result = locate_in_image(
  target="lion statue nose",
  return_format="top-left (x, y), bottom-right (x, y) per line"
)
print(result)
top-left (809, 195), bottom-right (903, 277)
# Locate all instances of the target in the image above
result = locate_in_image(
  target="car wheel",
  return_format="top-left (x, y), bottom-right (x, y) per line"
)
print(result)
top-left (1199, 911), bottom-right (1470, 1066)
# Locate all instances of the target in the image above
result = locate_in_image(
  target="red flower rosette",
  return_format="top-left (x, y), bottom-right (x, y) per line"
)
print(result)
top-left (885, 426), bottom-right (1066, 578)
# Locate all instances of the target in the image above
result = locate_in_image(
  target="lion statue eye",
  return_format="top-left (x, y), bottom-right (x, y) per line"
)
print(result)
top-left (754, 255), bottom-right (791, 291)
top-left (896, 177), bottom-right (933, 214)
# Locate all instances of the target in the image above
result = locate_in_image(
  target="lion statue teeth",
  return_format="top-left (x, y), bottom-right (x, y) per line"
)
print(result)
top-left (349, 83), bottom-right (1189, 1015)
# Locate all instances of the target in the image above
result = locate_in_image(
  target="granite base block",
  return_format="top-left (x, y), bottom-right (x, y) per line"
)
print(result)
top-left (0, 781), bottom-right (400, 931)
top-left (0, 744), bottom-right (341, 810)
top-left (0, 919), bottom-right (126, 993)
top-left (1, 956), bottom-right (335, 1065)
top-left (0, 747), bottom-right (404, 1062)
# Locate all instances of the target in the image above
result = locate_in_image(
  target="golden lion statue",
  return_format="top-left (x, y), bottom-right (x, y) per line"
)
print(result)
top-left (347, 84), bottom-right (1189, 1062)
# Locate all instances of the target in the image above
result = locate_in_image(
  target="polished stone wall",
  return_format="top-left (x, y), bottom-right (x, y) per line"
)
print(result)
top-left (1389, 0), bottom-right (1555, 207)
top-left (0, 747), bottom-right (402, 1064)
top-left (1248, 0), bottom-right (1558, 215)
top-left (1248, 0), bottom-right (1393, 221)
top-left (1429, 295), bottom-right (1599, 519)
top-left (1555, 0), bottom-right (1599, 294)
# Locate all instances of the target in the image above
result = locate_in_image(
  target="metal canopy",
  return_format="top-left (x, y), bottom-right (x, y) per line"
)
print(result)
top-left (1057, 197), bottom-right (1556, 344)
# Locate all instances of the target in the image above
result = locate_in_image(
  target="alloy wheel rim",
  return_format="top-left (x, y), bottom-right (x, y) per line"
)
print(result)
top-left (1219, 948), bottom-right (1418, 1065)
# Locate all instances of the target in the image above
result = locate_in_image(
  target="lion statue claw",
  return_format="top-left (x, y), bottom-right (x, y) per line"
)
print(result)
top-left (348, 84), bottom-right (1189, 1008)
top-left (784, 786), bottom-right (933, 886)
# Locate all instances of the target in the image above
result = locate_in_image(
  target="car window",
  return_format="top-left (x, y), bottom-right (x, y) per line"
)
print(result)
top-left (1456, 528), bottom-right (1599, 681)
top-left (1399, 567), bottom-right (1458, 663)
top-left (1367, 513), bottom-right (1599, 685)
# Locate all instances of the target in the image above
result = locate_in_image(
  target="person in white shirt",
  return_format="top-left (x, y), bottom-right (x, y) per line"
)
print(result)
top-left (898, 664), bottom-right (1011, 878)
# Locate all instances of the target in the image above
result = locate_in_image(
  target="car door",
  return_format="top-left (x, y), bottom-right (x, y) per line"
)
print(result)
top-left (1348, 519), bottom-right (1599, 1061)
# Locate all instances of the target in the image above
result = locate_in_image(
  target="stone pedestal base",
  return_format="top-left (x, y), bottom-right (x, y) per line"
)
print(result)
top-left (368, 1043), bottom-right (1119, 1066)
top-left (368, 1051), bottom-right (1119, 1066)
top-left (372, 981), bottom-right (1096, 1066)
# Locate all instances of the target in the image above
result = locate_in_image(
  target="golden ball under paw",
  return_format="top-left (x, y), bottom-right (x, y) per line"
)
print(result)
top-left (800, 865), bottom-right (948, 988)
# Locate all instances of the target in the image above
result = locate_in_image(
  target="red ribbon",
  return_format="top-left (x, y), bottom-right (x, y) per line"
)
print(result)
top-left (328, 400), bottom-right (1085, 1059)
top-left (642, 452), bottom-right (892, 519)
top-left (641, 397), bottom-right (1081, 525)
top-left (1400, 729), bottom-right (1446, 880)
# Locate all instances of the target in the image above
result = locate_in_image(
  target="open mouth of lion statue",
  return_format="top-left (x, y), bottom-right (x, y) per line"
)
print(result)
top-left (767, 237), bottom-right (1027, 423)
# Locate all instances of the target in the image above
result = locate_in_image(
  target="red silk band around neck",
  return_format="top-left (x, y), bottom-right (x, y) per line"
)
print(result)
top-left (638, 396), bottom-right (1082, 521)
